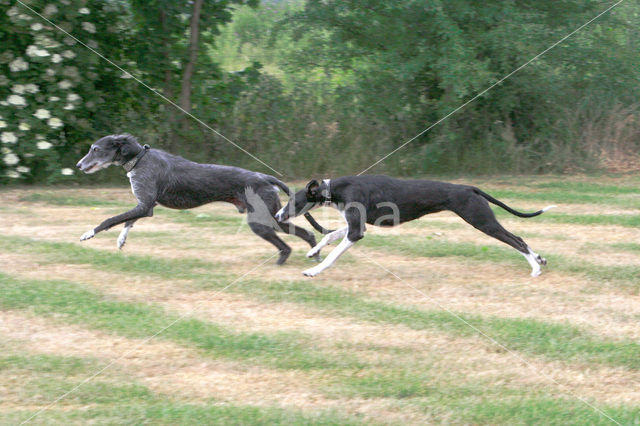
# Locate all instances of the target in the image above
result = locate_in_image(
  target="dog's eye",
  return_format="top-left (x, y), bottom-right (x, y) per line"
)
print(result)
top-left (92, 147), bottom-right (99, 152)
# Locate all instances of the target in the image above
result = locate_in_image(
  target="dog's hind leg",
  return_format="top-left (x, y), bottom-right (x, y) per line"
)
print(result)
top-left (117, 219), bottom-right (137, 250)
top-left (452, 195), bottom-right (546, 277)
top-left (248, 222), bottom-right (292, 265)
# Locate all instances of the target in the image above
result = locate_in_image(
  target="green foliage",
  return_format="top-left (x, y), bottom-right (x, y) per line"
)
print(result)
top-left (0, 0), bottom-right (134, 182)
top-left (2, 0), bottom-right (640, 182)
top-left (215, 0), bottom-right (640, 176)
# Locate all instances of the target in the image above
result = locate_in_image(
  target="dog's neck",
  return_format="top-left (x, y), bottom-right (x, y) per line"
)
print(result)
top-left (122, 144), bottom-right (150, 172)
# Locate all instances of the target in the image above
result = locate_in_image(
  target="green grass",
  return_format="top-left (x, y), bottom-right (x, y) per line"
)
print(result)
top-left (5, 348), bottom-right (636, 425)
top-left (19, 192), bottom-right (129, 207)
top-left (462, 397), bottom-right (639, 426)
top-left (531, 180), bottom-right (640, 195)
top-left (5, 404), bottom-right (363, 426)
top-left (0, 272), bottom-right (361, 371)
top-left (492, 209), bottom-right (640, 228)
top-left (2, 236), bottom-right (639, 371)
top-left (0, 353), bottom-right (99, 375)
top-left (609, 242), bottom-right (640, 253)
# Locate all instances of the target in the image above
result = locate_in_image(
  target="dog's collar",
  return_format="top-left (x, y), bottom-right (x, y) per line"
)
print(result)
top-left (322, 179), bottom-right (331, 206)
top-left (123, 144), bottom-right (150, 173)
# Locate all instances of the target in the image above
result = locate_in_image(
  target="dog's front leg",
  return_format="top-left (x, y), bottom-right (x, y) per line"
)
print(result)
top-left (80, 204), bottom-right (153, 242)
top-left (303, 208), bottom-right (365, 277)
top-left (306, 226), bottom-right (348, 259)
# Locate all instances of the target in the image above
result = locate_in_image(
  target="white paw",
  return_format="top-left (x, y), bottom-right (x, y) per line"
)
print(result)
top-left (306, 247), bottom-right (321, 258)
top-left (530, 269), bottom-right (541, 277)
top-left (302, 268), bottom-right (320, 277)
top-left (80, 229), bottom-right (95, 241)
top-left (117, 235), bottom-right (126, 250)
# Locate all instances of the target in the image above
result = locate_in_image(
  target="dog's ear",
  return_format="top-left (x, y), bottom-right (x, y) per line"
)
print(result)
top-left (305, 179), bottom-right (320, 199)
top-left (115, 134), bottom-right (136, 158)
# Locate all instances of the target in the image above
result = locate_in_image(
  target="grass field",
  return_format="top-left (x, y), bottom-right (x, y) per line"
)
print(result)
top-left (1, 175), bottom-right (640, 425)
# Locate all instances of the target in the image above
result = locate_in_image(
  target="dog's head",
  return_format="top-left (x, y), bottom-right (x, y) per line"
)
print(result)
top-left (76, 134), bottom-right (140, 174)
top-left (275, 179), bottom-right (329, 222)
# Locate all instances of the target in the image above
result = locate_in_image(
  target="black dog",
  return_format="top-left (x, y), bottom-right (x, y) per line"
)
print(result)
top-left (275, 175), bottom-right (555, 276)
top-left (76, 134), bottom-right (329, 264)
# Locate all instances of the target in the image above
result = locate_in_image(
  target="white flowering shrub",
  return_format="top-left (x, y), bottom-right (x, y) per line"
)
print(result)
top-left (0, 0), bottom-right (130, 182)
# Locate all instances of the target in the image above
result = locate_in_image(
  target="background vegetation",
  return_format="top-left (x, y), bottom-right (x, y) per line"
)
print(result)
top-left (1, 0), bottom-right (639, 183)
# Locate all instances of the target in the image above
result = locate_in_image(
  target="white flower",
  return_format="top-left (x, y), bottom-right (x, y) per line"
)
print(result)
top-left (81, 22), bottom-right (96, 33)
top-left (17, 14), bottom-right (32, 21)
top-left (16, 166), bottom-right (30, 173)
top-left (4, 153), bottom-right (19, 165)
top-left (6, 170), bottom-right (20, 178)
top-left (121, 72), bottom-right (133, 79)
top-left (63, 104), bottom-right (75, 110)
top-left (31, 23), bottom-right (43, 31)
top-left (35, 35), bottom-right (60, 49)
top-left (11, 84), bottom-right (25, 94)
top-left (34, 109), bottom-right (51, 119)
top-left (0, 121), bottom-right (6, 128)
top-left (67, 93), bottom-right (80, 102)
top-left (48, 117), bottom-right (63, 128)
top-left (58, 80), bottom-right (72, 89)
top-left (61, 168), bottom-right (73, 175)
top-left (43, 4), bottom-right (58, 16)
top-left (62, 50), bottom-right (76, 59)
top-left (51, 54), bottom-right (62, 63)
top-left (37, 141), bottom-right (52, 149)
top-left (24, 83), bottom-right (39, 93)
top-left (18, 122), bottom-right (30, 131)
top-left (7, 94), bottom-right (26, 106)
top-left (9, 57), bottom-right (28, 72)
top-left (49, 96), bottom-right (60, 102)
top-left (46, 69), bottom-right (56, 76)
top-left (79, 7), bottom-right (90, 14)
top-left (26, 45), bottom-right (50, 57)
top-left (1, 132), bottom-right (17, 143)
top-left (6, 7), bottom-right (19, 17)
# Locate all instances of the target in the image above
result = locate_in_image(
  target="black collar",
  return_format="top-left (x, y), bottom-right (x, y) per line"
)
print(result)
top-left (123, 144), bottom-right (150, 173)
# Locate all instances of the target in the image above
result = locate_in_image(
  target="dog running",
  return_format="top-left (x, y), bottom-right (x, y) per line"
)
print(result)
top-left (275, 175), bottom-right (556, 277)
top-left (76, 134), bottom-right (330, 265)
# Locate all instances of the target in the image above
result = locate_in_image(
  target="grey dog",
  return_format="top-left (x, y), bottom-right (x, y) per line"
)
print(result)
top-left (76, 134), bottom-right (329, 264)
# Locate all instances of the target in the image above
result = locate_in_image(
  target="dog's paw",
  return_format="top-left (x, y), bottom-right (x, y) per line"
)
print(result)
top-left (537, 256), bottom-right (547, 266)
top-left (306, 247), bottom-right (321, 259)
top-left (80, 229), bottom-right (95, 241)
top-left (302, 267), bottom-right (320, 277)
top-left (530, 268), bottom-right (542, 277)
top-left (117, 236), bottom-right (127, 250)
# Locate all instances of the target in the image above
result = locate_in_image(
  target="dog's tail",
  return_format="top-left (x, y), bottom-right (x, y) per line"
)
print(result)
top-left (266, 176), bottom-right (333, 235)
top-left (474, 188), bottom-right (556, 218)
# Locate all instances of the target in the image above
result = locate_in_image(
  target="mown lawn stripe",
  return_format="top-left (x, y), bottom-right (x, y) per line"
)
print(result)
top-left (0, 272), bottom-right (360, 371)
top-left (362, 234), bottom-right (640, 291)
top-left (492, 209), bottom-right (640, 228)
top-left (1, 236), bottom-right (639, 371)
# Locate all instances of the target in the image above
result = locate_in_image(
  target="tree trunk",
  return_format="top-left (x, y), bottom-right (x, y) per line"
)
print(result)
top-left (160, 8), bottom-right (173, 99)
top-left (178, 0), bottom-right (203, 114)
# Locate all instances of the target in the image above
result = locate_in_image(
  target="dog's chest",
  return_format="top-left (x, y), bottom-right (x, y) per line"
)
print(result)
top-left (127, 171), bottom-right (140, 199)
